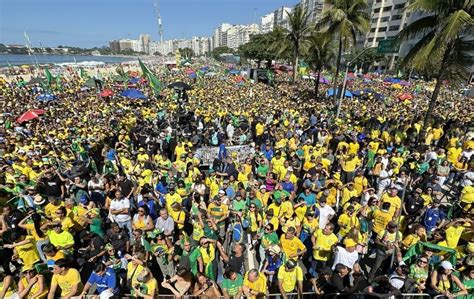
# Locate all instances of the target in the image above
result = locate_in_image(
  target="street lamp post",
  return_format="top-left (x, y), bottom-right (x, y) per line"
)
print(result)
top-left (336, 47), bottom-right (377, 119)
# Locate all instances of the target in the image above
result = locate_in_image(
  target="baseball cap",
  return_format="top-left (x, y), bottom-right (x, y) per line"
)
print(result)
top-left (440, 261), bottom-right (454, 270)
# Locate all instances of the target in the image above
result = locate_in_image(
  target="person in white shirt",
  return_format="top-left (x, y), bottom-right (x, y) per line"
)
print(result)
top-left (332, 238), bottom-right (359, 270)
top-left (317, 198), bottom-right (335, 229)
top-left (109, 190), bottom-right (132, 238)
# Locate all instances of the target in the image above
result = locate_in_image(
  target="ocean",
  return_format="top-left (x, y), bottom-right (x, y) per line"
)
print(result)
top-left (0, 54), bottom-right (134, 67)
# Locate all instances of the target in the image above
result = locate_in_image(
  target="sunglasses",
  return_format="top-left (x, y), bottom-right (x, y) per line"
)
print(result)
top-left (264, 227), bottom-right (271, 231)
top-left (250, 206), bottom-right (256, 209)
top-left (419, 260), bottom-right (428, 264)
top-left (138, 210), bottom-right (145, 212)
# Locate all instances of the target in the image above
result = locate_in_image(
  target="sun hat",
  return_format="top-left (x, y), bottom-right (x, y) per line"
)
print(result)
top-left (268, 244), bottom-right (281, 255)
top-left (33, 195), bottom-right (46, 205)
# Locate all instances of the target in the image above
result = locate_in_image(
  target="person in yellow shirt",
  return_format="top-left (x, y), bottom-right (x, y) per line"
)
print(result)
top-left (381, 187), bottom-right (402, 218)
top-left (337, 206), bottom-right (360, 238)
top-left (271, 152), bottom-right (286, 175)
top-left (0, 273), bottom-right (17, 299)
top-left (402, 225), bottom-right (427, 251)
top-left (243, 269), bottom-right (267, 298)
top-left (18, 265), bottom-right (48, 299)
top-left (44, 196), bottom-right (65, 220)
top-left (207, 196), bottom-right (229, 238)
top-left (165, 186), bottom-right (183, 212)
top-left (370, 202), bottom-right (393, 235)
top-left (353, 170), bottom-right (368, 196)
top-left (279, 227), bottom-right (307, 260)
top-left (48, 259), bottom-right (83, 299)
top-left (340, 153), bottom-right (361, 183)
top-left (278, 260), bottom-right (304, 297)
top-left (311, 223), bottom-right (338, 272)
top-left (340, 183), bottom-right (358, 207)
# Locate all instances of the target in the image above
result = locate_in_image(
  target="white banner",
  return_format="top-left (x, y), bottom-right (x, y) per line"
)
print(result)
top-left (195, 145), bottom-right (255, 166)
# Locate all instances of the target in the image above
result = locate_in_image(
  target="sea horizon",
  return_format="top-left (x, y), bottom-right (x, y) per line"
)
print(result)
top-left (0, 53), bottom-right (138, 67)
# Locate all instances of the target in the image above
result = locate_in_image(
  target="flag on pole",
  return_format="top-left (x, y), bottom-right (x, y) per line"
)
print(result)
top-left (138, 58), bottom-right (162, 94)
top-left (55, 74), bottom-right (62, 91)
top-left (79, 67), bottom-right (88, 79)
top-left (44, 67), bottom-right (53, 86)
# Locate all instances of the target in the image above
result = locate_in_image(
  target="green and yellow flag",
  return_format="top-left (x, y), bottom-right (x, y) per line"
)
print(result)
top-left (138, 58), bottom-right (162, 94)
top-left (44, 67), bottom-right (53, 85)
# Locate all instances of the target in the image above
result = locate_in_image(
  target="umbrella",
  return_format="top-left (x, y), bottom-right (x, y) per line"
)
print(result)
top-left (204, 72), bottom-right (216, 77)
top-left (398, 93), bottom-right (413, 101)
top-left (84, 78), bottom-right (97, 88)
top-left (129, 77), bottom-right (140, 84)
top-left (384, 77), bottom-right (401, 83)
top-left (392, 83), bottom-right (403, 89)
top-left (120, 89), bottom-right (147, 99)
top-left (229, 69), bottom-right (240, 75)
top-left (185, 69), bottom-right (195, 75)
top-left (199, 66), bottom-right (210, 72)
top-left (399, 80), bottom-right (411, 86)
top-left (17, 109), bottom-right (45, 123)
top-left (189, 73), bottom-right (197, 79)
top-left (319, 77), bottom-right (330, 84)
top-left (352, 90), bottom-right (362, 97)
top-left (327, 88), bottom-right (353, 98)
top-left (167, 81), bottom-right (192, 90)
top-left (36, 93), bottom-right (57, 102)
top-left (100, 89), bottom-right (114, 97)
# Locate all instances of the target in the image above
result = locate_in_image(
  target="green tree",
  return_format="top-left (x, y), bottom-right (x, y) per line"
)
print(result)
top-left (345, 47), bottom-right (384, 73)
top-left (238, 33), bottom-right (273, 68)
top-left (398, 0), bottom-right (473, 139)
top-left (179, 47), bottom-right (194, 58)
top-left (268, 26), bottom-right (292, 64)
top-left (318, 0), bottom-right (369, 102)
top-left (305, 31), bottom-right (337, 97)
top-left (212, 47), bottom-right (234, 60)
top-left (0, 43), bottom-right (7, 53)
top-left (282, 5), bottom-right (313, 83)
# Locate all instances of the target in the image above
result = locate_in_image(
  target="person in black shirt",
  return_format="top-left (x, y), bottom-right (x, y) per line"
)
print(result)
top-left (403, 188), bottom-right (425, 217)
top-left (216, 242), bottom-right (246, 274)
top-left (117, 174), bottom-right (135, 200)
top-left (105, 223), bottom-right (129, 255)
top-left (37, 170), bottom-right (65, 198)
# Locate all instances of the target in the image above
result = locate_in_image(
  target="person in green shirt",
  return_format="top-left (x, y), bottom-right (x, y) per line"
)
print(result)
top-left (258, 223), bottom-right (279, 262)
top-left (232, 193), bottom-right (247, 212)
top-left (222, 268), bottom-right (243, 299)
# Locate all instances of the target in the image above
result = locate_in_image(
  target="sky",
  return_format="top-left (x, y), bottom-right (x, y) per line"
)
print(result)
top-left (0, 0), bottom-right (297, 48)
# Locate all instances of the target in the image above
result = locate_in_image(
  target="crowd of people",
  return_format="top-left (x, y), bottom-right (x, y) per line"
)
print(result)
top-left (0, 61), bottom-right (473, 299)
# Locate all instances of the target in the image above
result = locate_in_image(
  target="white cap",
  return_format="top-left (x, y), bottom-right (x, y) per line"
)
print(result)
top-left (440, 261), bottom-right (454, 270)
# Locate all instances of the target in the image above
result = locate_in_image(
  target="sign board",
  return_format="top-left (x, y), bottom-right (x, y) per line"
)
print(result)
top-left (195, 145), bottom-right (255, 166)
top-left (377, 38), bottom-right (400, 54)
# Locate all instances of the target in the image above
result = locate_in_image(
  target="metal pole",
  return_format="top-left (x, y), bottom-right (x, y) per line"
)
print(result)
top-left (336, 64), bottom-right (349, 119)
top-left (335, 47), bottom-right (377, 119)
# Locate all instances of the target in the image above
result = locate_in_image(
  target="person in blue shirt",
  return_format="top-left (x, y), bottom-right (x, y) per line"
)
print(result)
top-left (81, 263), bottom-right (119, 297)
top-left (422, 201), bottom-right (446, 232)
top-left (298, 188), bottom-right (317, 206)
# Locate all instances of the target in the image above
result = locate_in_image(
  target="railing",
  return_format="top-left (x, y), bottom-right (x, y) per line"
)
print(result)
top-left (87, 291), bottom-right (435, 298)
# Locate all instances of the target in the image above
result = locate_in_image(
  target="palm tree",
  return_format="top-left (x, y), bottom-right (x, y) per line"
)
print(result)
top-left (281, 5), bottom-right (313, 83)
top-left (305, 31), bottom-right (337, 98)
top-left (398, 0), bottom-right (474, 139)
top-left (268, 26), bottom-right (291, 65)
top-left (318, 0), bottom-right (369, 102)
